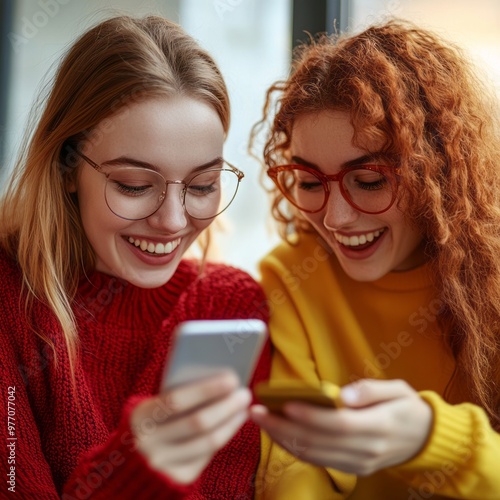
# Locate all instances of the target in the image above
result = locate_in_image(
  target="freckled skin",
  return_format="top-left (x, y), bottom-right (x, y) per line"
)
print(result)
top-left (291, 110), bottom-right (425, 282)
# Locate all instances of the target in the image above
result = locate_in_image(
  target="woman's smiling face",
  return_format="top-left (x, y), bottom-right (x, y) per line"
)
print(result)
top-left (290, 110), bottom-right (426, 281)
top-left (73, 95), bottom-right (225, 288)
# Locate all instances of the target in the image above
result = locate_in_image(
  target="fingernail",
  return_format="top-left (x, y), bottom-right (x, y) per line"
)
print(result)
top-left (236, 388), bottom-right (252, 405)
top-left (341, 386), bottom-right (358, 404)
top-left (249, 405), bottom-right (267, 419)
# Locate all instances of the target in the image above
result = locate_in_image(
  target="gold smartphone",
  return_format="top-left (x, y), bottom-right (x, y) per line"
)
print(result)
top-left (255, 380), bottom-right (342, 415)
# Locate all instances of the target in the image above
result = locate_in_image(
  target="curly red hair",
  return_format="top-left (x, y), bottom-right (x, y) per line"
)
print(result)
top-left (252, 20), bottom-right (500, 426)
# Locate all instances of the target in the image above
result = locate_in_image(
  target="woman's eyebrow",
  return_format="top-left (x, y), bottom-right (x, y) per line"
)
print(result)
top-left (342, 153), bottom-right (389, 168)
top-left (291, 153), bottom-right (389, 170)
top-left (100, 156), bottom-right (224, 173)
top-left (291, 156), bottom-right (318, 169)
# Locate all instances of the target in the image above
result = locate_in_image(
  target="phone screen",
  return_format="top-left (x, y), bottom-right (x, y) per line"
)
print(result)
top-left (161, 319), bottom-right (267, 390)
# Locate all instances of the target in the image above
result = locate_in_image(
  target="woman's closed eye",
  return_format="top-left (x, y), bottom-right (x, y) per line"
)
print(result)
top-left (186, 170), bottom-right (221, 196)
top-left (113, 181), bottom-right (154, 196)
top-left (351, 171), bottom-right (388, 191)
top-left (298, 180), bottom-right (323, 191)
top-left (187, 182), bottom-right (218, 196)
top-left (295, 173), bottom-right (323, 191)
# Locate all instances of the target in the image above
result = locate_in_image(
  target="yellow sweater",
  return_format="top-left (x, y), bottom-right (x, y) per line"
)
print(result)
top-left (256, 233), bottom-right (500, 500)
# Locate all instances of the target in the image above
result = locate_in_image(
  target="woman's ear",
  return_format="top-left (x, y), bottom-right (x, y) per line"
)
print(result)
top-left (60, 141), bottom-right (80, 193)
top-left (65, 171), bottom-right (77, 193)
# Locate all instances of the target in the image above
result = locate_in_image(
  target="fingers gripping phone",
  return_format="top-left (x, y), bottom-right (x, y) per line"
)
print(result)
top-left (255, 381), bottom-right (342, 415)
top-left (161, 319), bottom-right (268, 391)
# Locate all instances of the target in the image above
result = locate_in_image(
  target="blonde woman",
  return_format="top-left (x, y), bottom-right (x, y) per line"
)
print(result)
top-left (0, 16), bottom-right (269, 498)
top-left (251, 20), bottom-right (500, 499)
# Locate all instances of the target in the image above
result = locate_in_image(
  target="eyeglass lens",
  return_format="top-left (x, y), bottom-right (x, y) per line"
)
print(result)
top-left (104, 166), bottom-right (240, 220)
top-left (275, 167), bottom-right (394, 214)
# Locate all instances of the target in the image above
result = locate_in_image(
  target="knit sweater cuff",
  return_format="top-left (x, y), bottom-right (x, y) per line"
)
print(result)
top-left (390, 390), bottom-right (474, 474)
top-left (63, 395), bottom-right (199, 499)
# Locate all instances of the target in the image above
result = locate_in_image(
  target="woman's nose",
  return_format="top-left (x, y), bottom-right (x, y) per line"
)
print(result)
top-left (146, 185), bottom-right (188, 233)
top-left (322, 182), bottom-right (360, 230)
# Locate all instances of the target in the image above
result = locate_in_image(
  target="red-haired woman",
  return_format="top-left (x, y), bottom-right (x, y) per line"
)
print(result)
top-left (251, 20), bottom-right (500, 499)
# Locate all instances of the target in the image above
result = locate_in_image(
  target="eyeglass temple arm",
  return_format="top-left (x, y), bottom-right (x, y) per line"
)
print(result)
top-left (224, 161), bottom-right (244, 180)
top-left (73, 150), bottom-right (102, 172)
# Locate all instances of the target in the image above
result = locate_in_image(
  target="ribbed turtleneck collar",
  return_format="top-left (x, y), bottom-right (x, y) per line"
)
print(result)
top-left (74, 259), bottom-right (198, 329)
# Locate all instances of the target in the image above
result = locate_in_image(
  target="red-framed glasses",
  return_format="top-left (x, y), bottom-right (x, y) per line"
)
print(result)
top-left (267, 164), bottom-right (399, 215)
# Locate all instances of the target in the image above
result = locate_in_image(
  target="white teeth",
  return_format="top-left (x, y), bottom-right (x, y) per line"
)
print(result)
top-left (127, 237), bottom-right (181, 255)
top-left (335, 229), bottom-right (385, 247)
top-left (349, 235), bottom-right (360, 246)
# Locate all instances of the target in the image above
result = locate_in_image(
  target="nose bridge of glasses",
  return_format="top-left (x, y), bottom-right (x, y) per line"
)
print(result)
top-left (322, 180), bottom-right (361, 224)
top-left (320, 171), bottom-right (343, 200)
top-left (149, 180), bottom-right (188, 228)
top-left (158, 179), bottom-right (187, 204)
top-left (326, 176), bottom-right (350, 206)
top-left (320, 170), bottom-right (362, 215)
top-left (153, 169), bottom-right (239, 220)
top-left (323, 170), bottom-right (343, 184)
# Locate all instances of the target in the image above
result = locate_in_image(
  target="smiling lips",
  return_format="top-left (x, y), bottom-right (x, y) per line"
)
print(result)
top-left (127, 236), bottom-right (181, 255)
top-left (334, 228), bottom-right (385, 249)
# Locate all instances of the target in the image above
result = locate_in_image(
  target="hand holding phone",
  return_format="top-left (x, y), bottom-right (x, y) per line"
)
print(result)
top-left (133, 370), bottom-right (251, 484)
top-left (255, 380), bottom-right (342, 415)
top-left (161, 319), bottom-right (267, 391)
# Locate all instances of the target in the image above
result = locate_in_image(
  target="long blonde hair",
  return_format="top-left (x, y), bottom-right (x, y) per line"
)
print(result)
top-left (252, 20), bottom-right (500, 426)
top-left (0, 16), bottom-right (230, 374)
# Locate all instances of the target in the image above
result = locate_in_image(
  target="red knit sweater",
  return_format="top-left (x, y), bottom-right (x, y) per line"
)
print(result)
top-left (0, 250), bottom-right (270, 499)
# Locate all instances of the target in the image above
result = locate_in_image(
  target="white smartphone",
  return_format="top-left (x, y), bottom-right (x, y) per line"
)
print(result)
top-left (161, 319), bottom-right (268, 391)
